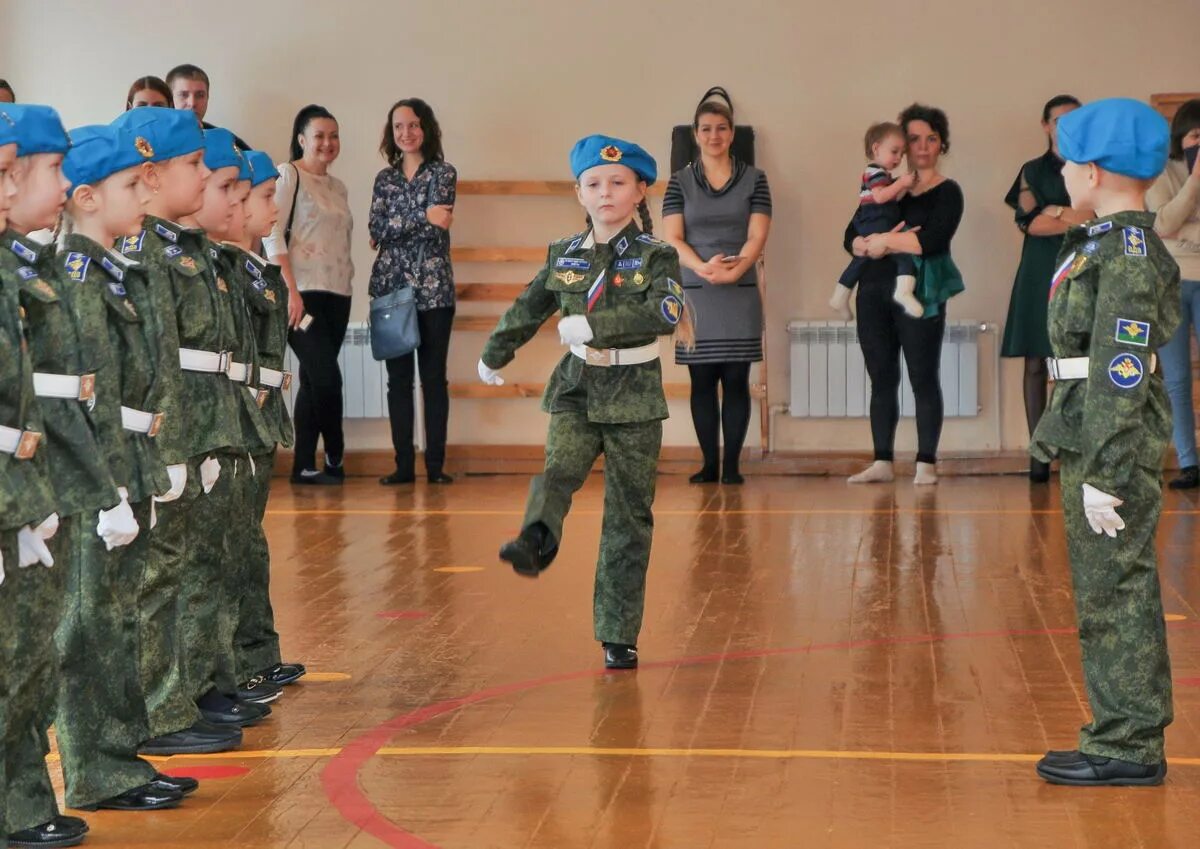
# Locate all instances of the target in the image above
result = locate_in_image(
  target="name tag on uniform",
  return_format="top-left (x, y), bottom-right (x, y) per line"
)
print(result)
top-left (556, 257), bottom-right (590, 270)
top-left (1087, 221), bottom-right (1113, 237)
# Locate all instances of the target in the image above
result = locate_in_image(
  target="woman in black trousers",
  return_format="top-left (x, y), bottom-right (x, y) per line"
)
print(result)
top-left (368, 98), bottom-right (458, 484)
top-left (845, 103), bottom-right (964, 486)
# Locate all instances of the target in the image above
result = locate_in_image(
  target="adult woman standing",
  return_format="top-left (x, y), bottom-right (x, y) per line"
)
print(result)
top-left (368, 98), bottom-right (457, 485)
top-left (846, 103), bottom-right (965, 486)
top-left (1001, 95), bottom-right (1087, 483)
top-left (662, 99), bottom-right (771, 484)
top-left (264, 104), bottom-right (354, 485)
top-left (1148, 99), bottom-right (1200, 488)
top-left (125, 76), bottom-right (173, 110)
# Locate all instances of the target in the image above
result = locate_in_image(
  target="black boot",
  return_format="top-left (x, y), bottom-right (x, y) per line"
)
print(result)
top-left (1029, 459), bottom-right (1051, 483)
top-left (602, 643), bottom-right (639, 670)
top-left (8, 816), bottom-right (89, 848)
top-left (499, 522), bottom-right (556, 577)
top-left (1169, 465), bottom-right (1199, 489)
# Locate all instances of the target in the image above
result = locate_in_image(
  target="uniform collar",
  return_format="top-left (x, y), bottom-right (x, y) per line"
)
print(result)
top-left (60, 233), bottom-right (139, 279)
top-left (5, 228), bottom-right (47, 265)
top-left (580, 220), bottom-right (643, 253)
top-left (144, 214), bottom-right (205, 244)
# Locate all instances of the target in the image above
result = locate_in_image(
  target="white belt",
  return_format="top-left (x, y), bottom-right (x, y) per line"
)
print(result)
top-left (0, 424), bottom-right (41, 459)
top-left (179, 348), bottom-right (230, 374)
top-left (33, 372), bottom-right (95, 401)
top-left (227, 361), bottom-right (250, 384)
top-left (120, 405), bottom-right (164, 437)
top-left (570, 340), bottom-right (660, 367)
top-left (259, 366), bottom-right (292, 390)
top-left (1048, 354), bottom-right (1158, 381)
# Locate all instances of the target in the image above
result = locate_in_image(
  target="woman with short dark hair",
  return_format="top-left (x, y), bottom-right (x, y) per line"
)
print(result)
top-left (368, 98), bottom-right (458, 485)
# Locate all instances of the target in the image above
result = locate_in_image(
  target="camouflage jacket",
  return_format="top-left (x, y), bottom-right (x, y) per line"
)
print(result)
top-left (1032, 211), bottom-right (1181, 493)
top-left (60, 235), bottom-right (171, 503)
top-left (481, 221), bottom-right (684, 424)
top-left (214, 242), bottom-right (274, 454)
top-left (121, 216), bottom-right (243, 458)
top-left (2, 229), bottom-right (118, 517)
top-left (0, 263), bottom-right (57, 530)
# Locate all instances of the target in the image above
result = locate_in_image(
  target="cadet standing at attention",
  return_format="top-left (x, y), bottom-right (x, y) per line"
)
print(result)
top-left (1031, 98), bottom-right (1179, 786)
top-left (478, 135), bottom-right (690, 670)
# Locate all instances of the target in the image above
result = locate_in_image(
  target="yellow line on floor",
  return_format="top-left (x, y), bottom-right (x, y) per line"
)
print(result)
top-left (265, 508), bottom-right (1094, 517)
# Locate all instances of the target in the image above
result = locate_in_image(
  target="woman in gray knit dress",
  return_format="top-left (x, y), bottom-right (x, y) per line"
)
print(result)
top-left (662, 99), bottom-right (772, 483)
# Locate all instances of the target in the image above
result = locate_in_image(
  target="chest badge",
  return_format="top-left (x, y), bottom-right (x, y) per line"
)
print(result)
top-left (554, 270), bottom-right (585, 286)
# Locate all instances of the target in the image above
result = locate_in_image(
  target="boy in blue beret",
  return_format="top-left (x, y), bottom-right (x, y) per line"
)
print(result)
top-left (479, 134), bottom-right (692, 669)
top-left (1031, 98), bottom-right (1180, 786)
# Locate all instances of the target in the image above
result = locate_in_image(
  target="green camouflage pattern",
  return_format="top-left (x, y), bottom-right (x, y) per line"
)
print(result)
top-left (240, 254), bottom-right (293, 447)
top-left (215, 243), bottom-right (276, 453)
top-left (234, 449), bottom-right (282, 678)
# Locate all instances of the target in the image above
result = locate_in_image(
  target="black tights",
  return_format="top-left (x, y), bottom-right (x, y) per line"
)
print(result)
top-left (1023, 356), bottom-right (1048, 438)
top-left (688, 362), bottom-right (752, 476)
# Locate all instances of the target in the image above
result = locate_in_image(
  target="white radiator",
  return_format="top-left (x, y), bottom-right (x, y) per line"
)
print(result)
top-left (787, 320), bottom-right (984, 418)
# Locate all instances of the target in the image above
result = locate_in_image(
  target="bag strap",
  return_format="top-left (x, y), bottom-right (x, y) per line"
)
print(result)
top-left (284, 162), bottom-right (301, 247)
top-left (697, 86), bottom-right (734, 114)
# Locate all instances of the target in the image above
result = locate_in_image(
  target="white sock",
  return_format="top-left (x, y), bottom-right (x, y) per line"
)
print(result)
top-left (893, 275), bottom-right (923, 318)
top-left (829, 284), bottom-right (853, 320)
top-left (848, 460), bottom-right (895, 484)
top-left (914, 462), bottom-right (938, 485)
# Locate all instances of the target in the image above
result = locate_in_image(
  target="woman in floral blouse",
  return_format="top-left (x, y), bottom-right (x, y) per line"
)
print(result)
top-left (369, 98), bottom-right (458, 484)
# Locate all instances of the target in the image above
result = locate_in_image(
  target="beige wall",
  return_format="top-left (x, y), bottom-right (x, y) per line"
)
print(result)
top-left (4, 0), bottom-right (1196, 454)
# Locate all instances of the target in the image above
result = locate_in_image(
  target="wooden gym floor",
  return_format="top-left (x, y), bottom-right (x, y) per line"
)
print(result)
top-left (47, 473), bottom-right (1200, 848)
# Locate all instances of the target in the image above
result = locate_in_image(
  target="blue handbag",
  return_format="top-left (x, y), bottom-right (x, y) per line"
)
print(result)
top-left (368, 286), bottom-right (421, 360)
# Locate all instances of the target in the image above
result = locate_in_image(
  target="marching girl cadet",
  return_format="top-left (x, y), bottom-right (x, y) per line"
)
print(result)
top-left (478, 135), bottom-right (690, 670)
top-left (108, 107), bottom-right (247, 755)
top-left (54, 123), bottom-right (193, 812)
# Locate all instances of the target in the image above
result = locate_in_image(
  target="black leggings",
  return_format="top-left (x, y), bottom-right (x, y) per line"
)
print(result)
top-left (287, 291), bottom-right (351, 472)
top-left (687, 362), bottom-right (752, 475)
top-left (385, 306), bottom-right (455, 477)
top-left (855, 280), bottom-right (945, 464)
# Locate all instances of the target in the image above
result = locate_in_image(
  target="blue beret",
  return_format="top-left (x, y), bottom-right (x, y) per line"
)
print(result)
top-left (0, 109), bottom-right (16, 149)
top-left (202, 128), bottom-right (244, 174)
top-left (0, 104), bottom-right (69, 157)
top-left (244, 150), bottom-right (279, 188)
top-left (63, 124), bottom-right (152, 195)
top-left (570, 134), bottom-right (657, 185)
top-left (110, 107), bottom-right (204, 163)
top-left (1057, 98), bottom-right (1169, 180)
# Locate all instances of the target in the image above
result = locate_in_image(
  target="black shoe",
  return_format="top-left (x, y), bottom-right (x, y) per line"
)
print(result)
top-left (1035, 749), bottom-right (1166, 786)
top-left (291, 469), bottom-right (342, 486)
top-left (1169, 465), bottom-right (1199, 489)
top-left (138, 721), bottom-right (242, 755)
top-left (199, 699), bottom-right (270, 727)
top-left (148, 772), bottom-right (199, 797)
top-left (499, 524), bottom-right (553, 578)
top-left (323, 458), bottom-right (345, 479)
top-left (721, 471), bottom-right (745, 485)
top-left (602, 643), bottom-right (639, 670)
top-left (1029, 459), bottom-right (1051, 483)
top-left (78, 783), bottom-right (183, 812)
top-left (427, 472), bottom-right (454, 484)
top-left (379, 470), bottom-right (415, 485)
top-left (689, 467), bottom-right (718, 484)
top-left (258, 662), bottom-right (306, 687)
top-left (237, 675), bottom-right (282, 704)
top-left (8, 816), bottom-right (89, 848)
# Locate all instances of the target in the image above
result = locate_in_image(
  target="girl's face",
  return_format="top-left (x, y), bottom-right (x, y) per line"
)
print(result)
top-left (0, 143), bottom-right (17, 231)
top-left (1182, 127), bottom-right (1200, 151)
top-left (694, 113), bottom-right (733, 159)
top-left (225, 180), bottom-right (251, 242)
top-left (300, 117), bottom-right (340, 166)
top-left (193, 165), bottom-right (241, 238)
top-left (905, 120), bottom-right (943, 171)
top-left (576, 164), bottom-right (646, 229)
top-left (1043, 103), bottom-right (1078, 157)
top-left (9, 152), bottom-right (70, 233)
top-left (243, 179), bottom-right (279, 239)
top-left (152, 150), bottom-right (210, 219)
top-left (92, 164), bottom-right (152, 237)
top-left (392, 107), bottom-right (424, 157)
top-left (872, 133), bottom-right (907, 171)
top-left (129, 88), bottom-right (170, 109)
top-left (1061, 160), bottom-right (1097, 209)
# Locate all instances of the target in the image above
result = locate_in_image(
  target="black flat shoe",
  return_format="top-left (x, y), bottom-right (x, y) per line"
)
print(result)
top-left (721, 472), bottom-right (745, 485)
top-left (499, 525), bottom-right (553, 578)
top-left (1035, 749), bottom-right (1166, 786)
top-left (427, 472), bottom-right (454, 484)
top-left (149, 772), bottom-right (199, 797)
top-left (1029, 459), bottom-right (1051, 483)
top-left (258, 662), bottom-right (306, 687)
top-left (138, 721), bottom-right (242, 755)
top-left (292, 469), bottom-right (342, 486)
top-left (689, 468), bottom-right (719, 484)
top-left (199, 699), bottom-right (270, 727)
top-left (1169, 465), bottom-right (1199, 489)
top-left (78, 783), bottom-right (183, 812)
top-left (237, 675), bottom-right (282, 704)
top-left (8, 816), bottom-right (89, 848)
top-left (602, 643), bottom-right (639, 670)
top-left (323, 461), bottom-right (345, 480)
top-left (379, 471), bottom-right (415, 485)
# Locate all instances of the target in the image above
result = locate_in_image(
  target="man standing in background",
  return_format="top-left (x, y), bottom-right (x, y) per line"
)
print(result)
top-left (165, 64), bottom-right (250, 150)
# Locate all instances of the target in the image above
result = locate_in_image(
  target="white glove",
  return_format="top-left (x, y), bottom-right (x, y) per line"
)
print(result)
top-left (17, 524), bottom-right (54, 568)
top-left (1, 545), bottom-right (5, 586)
top-left (1082, 483), bottom-right (1126, 538)
top-left (557, 315), bottom-right (594, 346)
top-left (200, 456), bottom-right (221, 494)
top-left (477, 359), bottom-right (505, 386)
top-left (96, 487), bottom-right (140, 550)
top-left (35, 512), bottom-right (59, 542)
top-left (154, 464), bottom-right (188, 503)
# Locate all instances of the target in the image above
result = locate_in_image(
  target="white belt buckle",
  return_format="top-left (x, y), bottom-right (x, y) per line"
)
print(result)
top-left (586, 347), bottom-right (611, 367)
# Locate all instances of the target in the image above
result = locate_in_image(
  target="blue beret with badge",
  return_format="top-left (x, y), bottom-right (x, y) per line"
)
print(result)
top-left (1056, 98), bottom-right (1169, 180)
top-left (202, 128), bottom-right (243, 173)
top-left (570, 134), bottom-right (657, 185)
top-left (63, 124), bottom-right (152, 195)
top-left (244, 150), bottom-right (279, 188)
top-left (0, 104), bottom-right (69, 157)
top-left (110, 107), bottom-right (204, 163)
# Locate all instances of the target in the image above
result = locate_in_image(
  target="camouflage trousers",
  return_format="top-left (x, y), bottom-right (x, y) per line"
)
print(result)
top-left (136, 456), bottom-right (203, 737)
top-left (54, 502), bottom-right (156, 808)
top-left (0, 522), bottom-right (68, 834)
top-left (1060, 452), bottom-right (1174, 763)
top-left (233, 449), bottom-right (282, 681)
top-left (523, 412), bottom-right (662, 645)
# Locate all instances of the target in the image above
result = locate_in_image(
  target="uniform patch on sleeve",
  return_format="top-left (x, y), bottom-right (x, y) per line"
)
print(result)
top-left (667, 278), bottom-right (684, 297)
top-left (1115, 318), bottom-right (1150, 347)
top-left (660, 294), bottom-right (682, 325)
top-left (63, 252), bottom-right (90, 282)
top-left (1108, 353), bottom-right (1144, 389)
top-left (120, 232), bottom-right (145, 254)
top-left (1123, 226), bottom-right (1146, 257)
top-left (1087, 220), bottom-right (1113, 237)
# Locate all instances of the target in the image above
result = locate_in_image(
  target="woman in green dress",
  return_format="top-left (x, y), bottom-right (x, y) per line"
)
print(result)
top-left (1002, 94), bottom-right (1090, 482)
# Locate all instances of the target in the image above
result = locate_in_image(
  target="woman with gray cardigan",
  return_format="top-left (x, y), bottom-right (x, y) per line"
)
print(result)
top-left (662, 98), bottom-right (772, 484)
